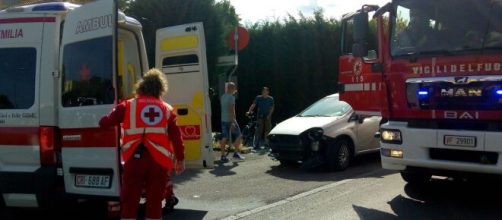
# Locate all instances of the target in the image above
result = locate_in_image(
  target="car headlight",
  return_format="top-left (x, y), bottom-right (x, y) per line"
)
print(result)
top-left (307, 128), bottom-right (324, 141)
top-left (380, 129), bottom-right (402, 144)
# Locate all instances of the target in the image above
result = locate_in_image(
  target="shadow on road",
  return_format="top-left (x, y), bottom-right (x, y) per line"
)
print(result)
top-left (209, 162), bottom-right (239, 177)
top-left (165, 208), bottom-right (208, 220)
top-left (353, 177), bottom-right (502, 220)
top-left (172, 168), bottom-right (205, 184)
top-left (265, 152), bottom-right (393, 182)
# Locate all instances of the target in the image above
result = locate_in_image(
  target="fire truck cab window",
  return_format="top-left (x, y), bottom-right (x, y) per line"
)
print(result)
top-left (343, 17), bottom-right (379, 60)
top-left (0, 48), bottom-right (36, 109)
top-left (391, 0), bottom-right (502, 57)
top-left (62, 36), bottom-right (114, 107)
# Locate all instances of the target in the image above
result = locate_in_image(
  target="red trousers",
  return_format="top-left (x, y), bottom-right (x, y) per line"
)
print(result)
top-left (121, 150), bottom-right (168, 219)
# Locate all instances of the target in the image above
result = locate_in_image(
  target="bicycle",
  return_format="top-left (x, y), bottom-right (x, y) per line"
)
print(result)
top-left (241, 112), bottom-right (257, 148)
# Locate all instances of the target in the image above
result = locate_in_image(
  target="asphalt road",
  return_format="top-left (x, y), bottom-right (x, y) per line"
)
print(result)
top-left (2, 151), bottom-right (502, 220)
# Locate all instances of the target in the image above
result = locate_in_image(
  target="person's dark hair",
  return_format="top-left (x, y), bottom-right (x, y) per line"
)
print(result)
top-left (135, 68), bottom-right (168, 97)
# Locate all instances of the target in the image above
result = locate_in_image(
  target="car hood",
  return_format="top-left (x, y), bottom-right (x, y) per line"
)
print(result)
top-left (269, 116), bottom-right (341, 136)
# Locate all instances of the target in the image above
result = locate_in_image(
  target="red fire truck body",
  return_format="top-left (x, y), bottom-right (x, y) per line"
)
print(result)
top-left (339, 0), bottom-right (502, 183)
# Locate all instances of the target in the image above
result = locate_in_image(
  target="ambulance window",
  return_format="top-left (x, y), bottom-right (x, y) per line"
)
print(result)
top-left (0, 48), bottom-right (36, 109)
top-left (118, 29), bottom-right (142, 100)
top-left (162, 55), bottom-right (199, 66)
top-left (161, 55), bottom-right (199, 75)
top-left (62, 36), bottom-right (114, 107)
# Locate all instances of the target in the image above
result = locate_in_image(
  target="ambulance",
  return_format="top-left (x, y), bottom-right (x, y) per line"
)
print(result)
top-left (0, 0), bottom-right (213, 209)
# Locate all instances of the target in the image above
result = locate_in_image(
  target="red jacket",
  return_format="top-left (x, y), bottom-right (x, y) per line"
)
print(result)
top-left (99, 97), bottom-right (185, 162)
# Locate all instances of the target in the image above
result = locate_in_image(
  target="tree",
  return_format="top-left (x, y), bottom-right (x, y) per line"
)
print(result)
top-left (236, 10), bottom-right (343, 123)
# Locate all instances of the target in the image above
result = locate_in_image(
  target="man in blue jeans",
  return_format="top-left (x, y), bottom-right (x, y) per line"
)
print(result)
top-left (247, 87), bottom-right (274, 150)
top-left (219, 82), bottom-right (244, 163)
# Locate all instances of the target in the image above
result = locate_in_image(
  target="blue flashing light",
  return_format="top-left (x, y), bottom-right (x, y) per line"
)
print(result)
top-left (496, 90), bottom-right (502, 95)
top-left (32, 3), bottom-right (67, 12)
top-left (418, 90), bottom-right (429, 96)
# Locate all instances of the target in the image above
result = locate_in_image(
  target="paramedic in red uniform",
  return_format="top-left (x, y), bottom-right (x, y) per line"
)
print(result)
top-left (99, 68), bottom-right (185, 220)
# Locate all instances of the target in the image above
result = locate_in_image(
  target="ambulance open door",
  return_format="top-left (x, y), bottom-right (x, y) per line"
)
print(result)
top-left (58, 0), bottom-right (121, 197)
top-left (155, 23), bottom-right (214, 168)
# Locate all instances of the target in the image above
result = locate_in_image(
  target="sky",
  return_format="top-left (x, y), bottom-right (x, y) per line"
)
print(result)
top-left (224, 0), bottom-right (390, 24)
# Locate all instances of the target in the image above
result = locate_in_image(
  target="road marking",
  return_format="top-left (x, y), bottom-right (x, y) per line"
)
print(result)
top-left (222, 169), bottom-right (384, 220)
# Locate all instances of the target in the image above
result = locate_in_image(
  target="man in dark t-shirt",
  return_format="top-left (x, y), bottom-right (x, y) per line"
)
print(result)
top-left (247, 87), bottom-right (274, 149)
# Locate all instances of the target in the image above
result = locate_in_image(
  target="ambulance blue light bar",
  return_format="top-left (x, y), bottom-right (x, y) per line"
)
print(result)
top-left (496, 90), bottom-right (502, 95)
top-left (32, 3), bottom-right (67, 11)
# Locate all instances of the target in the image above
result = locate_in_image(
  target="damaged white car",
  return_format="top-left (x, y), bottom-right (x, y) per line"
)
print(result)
top-left (268, 94), bottom-right (381, 171)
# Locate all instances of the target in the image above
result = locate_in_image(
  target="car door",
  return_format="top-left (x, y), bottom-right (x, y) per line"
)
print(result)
top-left (155, 23), bottom-right (214, 168)
top-left (355, 116), bottom-right (381, 151)
top-left (59, 0), bottom-right (121, 197)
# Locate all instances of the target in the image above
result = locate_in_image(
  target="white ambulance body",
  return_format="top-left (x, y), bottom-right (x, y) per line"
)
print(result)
top-left (156, 23), bottom-right (215, 169)
top-left (0, 0), bottom-right (212, 208)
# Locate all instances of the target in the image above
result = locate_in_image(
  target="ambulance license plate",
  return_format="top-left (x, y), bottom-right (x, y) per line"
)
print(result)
top-left (444, 135), bottom-right (476, 147)
top-left (75, 174), bottom-right (111, 188)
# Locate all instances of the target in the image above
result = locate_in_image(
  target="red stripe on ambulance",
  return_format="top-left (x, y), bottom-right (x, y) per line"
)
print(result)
top-left (0, 17), bottom-right (56, 24)
top-left (61, 127), bottom-right (118, 148)
top-left (0, 127), bottom-right (39, 145)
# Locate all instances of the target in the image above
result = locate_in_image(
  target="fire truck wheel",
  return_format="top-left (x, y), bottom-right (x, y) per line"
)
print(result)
top-left (400, 170), bottom-right (431, 185)
top-left (327, 139), bottom-right (352, 171)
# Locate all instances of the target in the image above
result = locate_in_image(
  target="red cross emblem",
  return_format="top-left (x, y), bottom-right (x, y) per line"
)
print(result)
top-left (140, 105), bottom-right (163, 125)
top-left (144, 107), bottom-right (160, 122)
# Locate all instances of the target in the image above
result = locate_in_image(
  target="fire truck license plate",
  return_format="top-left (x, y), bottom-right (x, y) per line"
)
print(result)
top-left (75, 174), bottom-right (111, 188)
top-left (444, 135), bottom-right (476, 147)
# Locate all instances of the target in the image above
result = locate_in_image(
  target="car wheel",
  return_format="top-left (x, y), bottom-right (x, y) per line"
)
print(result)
top-left (400, 170), bottom-right (431, 185)
top-left (327, 139), bottom-right (352, 171)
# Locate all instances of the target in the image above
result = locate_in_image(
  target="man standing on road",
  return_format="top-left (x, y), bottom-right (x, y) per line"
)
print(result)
top-left (247, 87), bottom-right (274, 150)
top-left (220, 82), bottom-right (244, 163)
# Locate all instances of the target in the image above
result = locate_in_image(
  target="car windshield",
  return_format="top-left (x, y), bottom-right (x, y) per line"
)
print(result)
top-left (298, 96), bottom-right (351, 117)
top-left (391, 0), bottom-right (502, 57)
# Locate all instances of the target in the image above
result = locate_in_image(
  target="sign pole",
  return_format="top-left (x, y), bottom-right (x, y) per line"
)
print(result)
top-left (227, 26), bottom-right (239, 82)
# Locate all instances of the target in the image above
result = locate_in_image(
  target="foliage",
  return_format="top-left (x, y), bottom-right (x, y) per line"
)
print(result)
top-left (236, 10), bottom-right (343, 123)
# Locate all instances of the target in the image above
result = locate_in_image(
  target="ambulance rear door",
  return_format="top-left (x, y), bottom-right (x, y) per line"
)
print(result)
top-left (58, 0), bottom-right (121, 197)
top-left (155, 23), bottom-right (214, 168)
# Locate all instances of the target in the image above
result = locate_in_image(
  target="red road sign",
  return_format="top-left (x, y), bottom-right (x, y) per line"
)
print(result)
top-left (226, 27), bottom-right (250, 51)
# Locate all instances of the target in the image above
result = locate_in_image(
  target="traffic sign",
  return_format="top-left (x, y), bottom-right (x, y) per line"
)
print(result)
top-left (226, 26), bottom-right (250, 51)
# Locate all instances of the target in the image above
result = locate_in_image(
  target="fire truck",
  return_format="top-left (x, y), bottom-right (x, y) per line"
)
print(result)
top-left (0, 0), bottom-right (213, 209)
top-left (339, 0), bottom-right (502, 184)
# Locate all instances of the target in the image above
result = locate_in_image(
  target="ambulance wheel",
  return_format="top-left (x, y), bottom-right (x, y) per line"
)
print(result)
top-left (327, 139), bottom-right (352, 171)
top-left (401, 170), bottom-right (431, 185)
